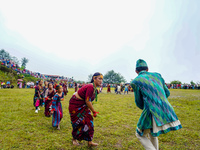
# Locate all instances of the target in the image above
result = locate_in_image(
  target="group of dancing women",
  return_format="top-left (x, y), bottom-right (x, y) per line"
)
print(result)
top-left (33, 60), bottom-right (182, 149)
top-left (33, 73), bottom-right (103, 147)
top-left (33, 80), bottom-right (67, 129)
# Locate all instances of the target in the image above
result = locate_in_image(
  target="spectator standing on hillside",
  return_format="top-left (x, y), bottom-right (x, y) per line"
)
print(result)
top-left (1, 81), bottom-right (4, 89)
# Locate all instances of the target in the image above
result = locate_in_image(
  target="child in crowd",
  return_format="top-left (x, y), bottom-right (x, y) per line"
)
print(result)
top-left (51, 85), bottom-right (64, 130)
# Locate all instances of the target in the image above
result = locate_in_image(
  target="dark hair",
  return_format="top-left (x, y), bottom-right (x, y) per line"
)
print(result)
top-left (136, 67), bottom-right (148, 72)
top-left (90, 72), bottom-right (102, 83)
top-left (48, 82), bottom-right (52, 88)
top-left (56, 85), bottom-right (61, 91)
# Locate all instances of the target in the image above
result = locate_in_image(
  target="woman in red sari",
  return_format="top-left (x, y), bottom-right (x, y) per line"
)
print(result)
top-left (74, 82), bottom-right (78, 92)
top-left (44, 83), bottom-right (56, 117)
top-left (107, 84), bottom-right (111, 93)
top-left (63, 80), bottom-right (68, 96)
top-left (69, 72), bottom-right (103, 147)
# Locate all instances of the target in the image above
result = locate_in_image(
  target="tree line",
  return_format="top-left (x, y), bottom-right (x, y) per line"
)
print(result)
top-left (0, 49), bottom-right (29, 68)
top-left (87, 70), bottom-right (126, 84)
top-left (170, 80), bottom-right (198, 85)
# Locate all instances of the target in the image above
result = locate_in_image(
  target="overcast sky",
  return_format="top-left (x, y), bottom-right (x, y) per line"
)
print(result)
top-left (0, 0), bottom-right (199, 83)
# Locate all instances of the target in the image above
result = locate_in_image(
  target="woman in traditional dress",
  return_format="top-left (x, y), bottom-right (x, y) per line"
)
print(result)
top-left (51, 85), bottom-right (64, 130)
top-left (74, 82), bottom-right (78, 92)
top-left (63, 80), bottom-right (68, 96)
top-left (100, 84), bottom-right (103, 93)
top-left (33, 80), bottom-right (44, 113)
top-left (68, 72), bottom-right (103, 147)
top-left (44, 83), bottom-right (56, 117)
top-left (107, 84), bottom-right (111, 93)
top-left (42, 81), bottom-right (48, 107)
top-left (53, 81), bottom-right (58, 89)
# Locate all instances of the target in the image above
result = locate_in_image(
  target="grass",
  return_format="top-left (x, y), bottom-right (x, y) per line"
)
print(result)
top-left (0, 88), bottom-right (199, 150)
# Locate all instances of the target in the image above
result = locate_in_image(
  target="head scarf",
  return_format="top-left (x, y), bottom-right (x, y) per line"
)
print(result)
top-left (56, 85), bottom-right (62, 91)
top-left (90, 72), bottom-right (103, 83)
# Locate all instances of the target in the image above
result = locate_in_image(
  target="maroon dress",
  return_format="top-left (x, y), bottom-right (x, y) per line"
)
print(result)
top-left (44, 89), bottom-right (56, 117)
top-left (63, 83), bottom-right (68, 96)
top-left (68, 84), bottom-right (97, 141)
top-left (107, 85), bottom-right (111, 92)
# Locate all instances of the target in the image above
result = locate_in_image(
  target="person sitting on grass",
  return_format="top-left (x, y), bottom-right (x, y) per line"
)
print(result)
top-left (51, 85), bottom-right (64, 130)
top-left (131, 59), bottom-right (182, 150)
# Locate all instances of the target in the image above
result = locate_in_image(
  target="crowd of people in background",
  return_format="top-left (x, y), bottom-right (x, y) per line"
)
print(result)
top-left (106, 83), bottom-right (133, 94)
top-left (1, 55), bottom-right (200, 91)
top-left (0, 57), bottom-right (71, 80)
top-left (166, 83), bottom-right (200, 89)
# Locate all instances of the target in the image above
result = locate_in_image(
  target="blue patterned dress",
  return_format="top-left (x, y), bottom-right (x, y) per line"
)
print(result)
top-left (52, 92), bottom-right (64, 127)
top-left (131, 71), bottom-right (182, 137)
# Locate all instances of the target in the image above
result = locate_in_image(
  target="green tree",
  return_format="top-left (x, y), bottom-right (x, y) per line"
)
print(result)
top-left (170, 80), bottom-right (182, 84)
top-left (21, 57), bottom-right (29, 68)
top-left (103, 70), bottom-right (126, 84)
top-left (190, 80), bottom-right (195, 85)
top-left (0, 49), bottom-right (11, 59)
top-left (74, 80), bottom-right (85, 84)
top-left (11, 56), bottom-right (20, 65)
top-left (87, 74), bottom-right (93, 82)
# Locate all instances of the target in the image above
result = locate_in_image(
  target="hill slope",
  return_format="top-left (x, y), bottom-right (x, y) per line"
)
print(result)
top-left (0, 64), bottom-right (39, 84)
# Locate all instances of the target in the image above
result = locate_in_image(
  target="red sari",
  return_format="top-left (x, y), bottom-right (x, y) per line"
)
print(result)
top-left (107, 85), bottom-right (111, 92)
top-left (44, 89), bottom-right (56, 117)
top-left (63, 83), bottom-right (68, 96)
top-left (68, 84), bottom-right (97, 141)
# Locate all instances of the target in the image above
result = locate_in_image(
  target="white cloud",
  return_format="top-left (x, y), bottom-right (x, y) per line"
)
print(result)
top-left (0, 0), bottom-right (199, 83)
top-left (0, 0), bottom-right (155, 64)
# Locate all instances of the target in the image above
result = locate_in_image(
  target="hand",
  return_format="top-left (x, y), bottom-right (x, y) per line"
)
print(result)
top-left (93, 111), bottom-right (99, 117)
top-left (50, 111), bottom-right (54, 115)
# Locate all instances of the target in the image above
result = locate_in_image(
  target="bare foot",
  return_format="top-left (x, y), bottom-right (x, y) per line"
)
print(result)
top-left (88, 142), bottom-right (98, 147)
top-left (57, 125), bottom-right (60, 130)
top-left (72, 139), bottom-right (80, 146)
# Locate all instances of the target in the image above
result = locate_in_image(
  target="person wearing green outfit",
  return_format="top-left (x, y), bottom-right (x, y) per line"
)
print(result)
top-left (131, 59), bottom-right (182, 150)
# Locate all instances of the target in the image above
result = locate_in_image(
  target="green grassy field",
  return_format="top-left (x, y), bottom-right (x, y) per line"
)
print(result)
top-left (0, 88), bottom-right (199, 150)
